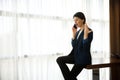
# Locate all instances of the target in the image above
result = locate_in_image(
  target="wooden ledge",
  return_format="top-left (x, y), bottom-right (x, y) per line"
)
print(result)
top-left (86, 63), bottom-right (119, 69)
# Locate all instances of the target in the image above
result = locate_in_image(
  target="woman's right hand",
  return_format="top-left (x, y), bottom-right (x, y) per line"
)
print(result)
top-left (72, 27), bottom-right (77, 39)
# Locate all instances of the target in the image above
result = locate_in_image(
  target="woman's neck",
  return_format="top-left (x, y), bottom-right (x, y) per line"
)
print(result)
top-left (80, 24), bottom-right (84, 30)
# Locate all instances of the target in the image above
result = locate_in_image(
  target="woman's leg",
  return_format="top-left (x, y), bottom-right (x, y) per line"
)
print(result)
top-left (69, 64), bottom-right (85, 80)
top-left (56, 55), bottom-right (74, 80)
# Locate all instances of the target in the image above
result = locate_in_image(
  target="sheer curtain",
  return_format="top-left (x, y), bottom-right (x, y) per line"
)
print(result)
top-left (0, 0), bottom-right (109, 80)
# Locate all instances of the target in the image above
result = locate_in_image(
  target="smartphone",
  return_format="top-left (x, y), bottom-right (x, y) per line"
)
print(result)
top-left (73, 24), bottom-right (77, 29)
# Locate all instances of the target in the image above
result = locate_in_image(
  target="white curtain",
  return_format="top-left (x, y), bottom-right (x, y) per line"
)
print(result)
top-left (0, 0), bottom-right (109, 80)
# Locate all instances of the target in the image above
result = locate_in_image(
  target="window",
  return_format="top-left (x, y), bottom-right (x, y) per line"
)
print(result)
top-left (0, 0), bottom-right (109, 80)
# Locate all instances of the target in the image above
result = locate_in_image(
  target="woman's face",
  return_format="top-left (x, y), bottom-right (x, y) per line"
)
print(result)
top-left (73, 17), bottom-right (84, 28)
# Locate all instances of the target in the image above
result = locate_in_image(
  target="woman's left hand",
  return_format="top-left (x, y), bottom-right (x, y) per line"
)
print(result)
top-left (84, 23), bottom-right (91, 39)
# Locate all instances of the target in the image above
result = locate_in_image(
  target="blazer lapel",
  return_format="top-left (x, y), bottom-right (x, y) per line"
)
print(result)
top-left (75, 30), bottom-right (80, 39)
top-left (76, 30), bottom-right (84, 43)
top-left (78, 30), bottom-right (84, 41)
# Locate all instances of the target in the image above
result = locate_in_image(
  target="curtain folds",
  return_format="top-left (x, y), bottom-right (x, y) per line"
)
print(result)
top-left (0, 0), bottom-right (109, 80)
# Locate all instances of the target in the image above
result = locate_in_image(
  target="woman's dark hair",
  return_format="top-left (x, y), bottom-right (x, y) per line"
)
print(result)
top-left (73, 12), bottom-right (86, 24)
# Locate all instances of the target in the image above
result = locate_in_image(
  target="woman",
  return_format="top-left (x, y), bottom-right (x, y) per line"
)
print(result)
top-left (56, 12), bottom-right (93, 80)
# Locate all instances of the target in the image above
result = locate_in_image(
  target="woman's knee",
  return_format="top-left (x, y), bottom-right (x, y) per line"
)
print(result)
top-left (56, 57), bottom-right (62, 63)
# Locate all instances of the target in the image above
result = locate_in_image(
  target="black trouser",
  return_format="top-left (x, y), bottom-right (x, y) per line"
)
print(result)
top-left (56, 55), bottom-right (85, 80)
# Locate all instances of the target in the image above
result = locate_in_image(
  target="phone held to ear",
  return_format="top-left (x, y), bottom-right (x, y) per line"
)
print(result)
top-left (73, 24), bottom-right (77, 29)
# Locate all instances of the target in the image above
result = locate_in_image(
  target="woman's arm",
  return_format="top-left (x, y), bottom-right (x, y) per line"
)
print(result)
top-left (72, 27), bottom-right (77, 39)
top-left (83, 24), bottom-right (93, 46)
top-left (71, 26), bottom-right (77, 47)
top-left (84, 24), bottom-right (92, 39)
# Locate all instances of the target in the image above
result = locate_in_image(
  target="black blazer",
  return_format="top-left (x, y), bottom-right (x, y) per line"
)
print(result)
top-left (69, 29), bottom-right (93, 65)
